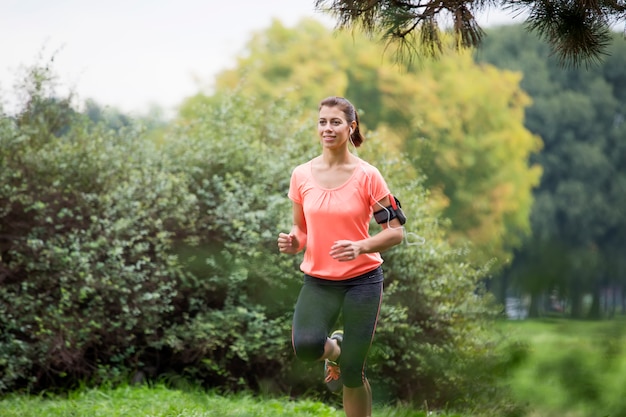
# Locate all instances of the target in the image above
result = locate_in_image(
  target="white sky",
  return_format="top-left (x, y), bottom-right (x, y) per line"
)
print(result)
top-left (0, 0), bottom-right (523, 117)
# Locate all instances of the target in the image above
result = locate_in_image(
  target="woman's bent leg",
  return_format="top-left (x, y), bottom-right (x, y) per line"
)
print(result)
top-left (292, 278), bottom-right (343, 362)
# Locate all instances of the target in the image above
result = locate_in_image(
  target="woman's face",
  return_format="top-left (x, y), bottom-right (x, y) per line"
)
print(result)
top-left (318, 105), bottom-right (353, 149)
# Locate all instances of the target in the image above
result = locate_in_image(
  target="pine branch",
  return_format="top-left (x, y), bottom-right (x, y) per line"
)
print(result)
top-left (315, 0), bottom-right (625, 66)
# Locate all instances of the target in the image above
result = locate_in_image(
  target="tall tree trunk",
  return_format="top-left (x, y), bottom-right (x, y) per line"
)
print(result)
top-left (587, 281), bottom-right (601, 319)
top-left (528, 291), bottom-right (541, 318)
top-left (604, 280), bottom-right (617, 318)
top-left (570, 279), bottom-right (583, 319)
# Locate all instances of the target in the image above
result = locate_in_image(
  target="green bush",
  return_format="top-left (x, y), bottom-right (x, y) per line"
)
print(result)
top-left (0, 64), bottom-right (520, 414)
top-left (0, 70), bottom-right (304, 393)
top-left (0, 69), bottom-right (197, 391)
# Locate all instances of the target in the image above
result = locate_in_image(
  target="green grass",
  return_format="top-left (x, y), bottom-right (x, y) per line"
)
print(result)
top-left (3, 319), bottom-right (625, 417)
top-left (0, 384), bottom-right (460, 417)
top-left (499, 318), bottom-right (626, 417)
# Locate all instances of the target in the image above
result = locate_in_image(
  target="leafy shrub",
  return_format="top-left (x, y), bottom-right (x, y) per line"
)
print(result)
top-left (0, 64), bottom-right (521, 414)
top-left (0, 66), bottom-right (198, 391)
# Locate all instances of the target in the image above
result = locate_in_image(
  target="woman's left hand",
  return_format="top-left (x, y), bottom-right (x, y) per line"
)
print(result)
top-left (330, 240), bottom-right (361, 262)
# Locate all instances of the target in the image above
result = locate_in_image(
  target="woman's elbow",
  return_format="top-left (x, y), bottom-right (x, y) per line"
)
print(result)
top-left (391, 227), bottom-right (404, 246)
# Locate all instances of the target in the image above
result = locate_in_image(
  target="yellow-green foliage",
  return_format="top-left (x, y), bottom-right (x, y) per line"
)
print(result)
top-left (198, 18), bottom-right (542, 268)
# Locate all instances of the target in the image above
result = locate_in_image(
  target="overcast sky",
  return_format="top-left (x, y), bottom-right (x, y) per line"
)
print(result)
top-left (1, 0), bottom-right (522, 117)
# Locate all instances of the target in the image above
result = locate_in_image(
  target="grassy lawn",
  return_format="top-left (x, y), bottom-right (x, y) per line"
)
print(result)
top-left (3, 319), bottom-right (626, 417)
top-left (0, 385), bottom-right (341, 417)
top-left (499, 318), bottom-right (626, 417)
top-left (0, 384), bottom-right (461, 417)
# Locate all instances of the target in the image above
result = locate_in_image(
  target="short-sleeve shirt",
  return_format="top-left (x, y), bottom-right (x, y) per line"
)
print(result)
top-left (288, 158), bottom-right (390, 280)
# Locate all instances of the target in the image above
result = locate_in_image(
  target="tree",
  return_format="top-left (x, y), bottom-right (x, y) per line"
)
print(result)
top-left (401, 47), bottom-right (542, 267)
top-left (212, 18), bottom-right (541, 268)
top-left (315, 0), bottom-right (626, 66)
top-left (477, 26), bottom-right (626, 317)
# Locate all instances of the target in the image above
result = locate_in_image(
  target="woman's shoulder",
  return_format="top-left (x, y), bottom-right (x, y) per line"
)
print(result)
top-left (356, 158), bottom-right (382, 176)
top-left (291, 159), bottom-right (314, 177)
top-left (295, 159), bottom-right (314, 169)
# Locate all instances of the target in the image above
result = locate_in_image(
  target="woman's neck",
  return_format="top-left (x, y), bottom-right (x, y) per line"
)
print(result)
top-left (320, 147), bottom-right (355, 167)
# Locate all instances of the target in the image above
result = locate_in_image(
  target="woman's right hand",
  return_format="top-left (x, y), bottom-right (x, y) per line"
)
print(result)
top-left (277, 232), bottom-right (299, 254)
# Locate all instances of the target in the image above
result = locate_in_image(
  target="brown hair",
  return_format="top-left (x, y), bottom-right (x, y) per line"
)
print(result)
top-left (318, 96), bottom-right (365, 147)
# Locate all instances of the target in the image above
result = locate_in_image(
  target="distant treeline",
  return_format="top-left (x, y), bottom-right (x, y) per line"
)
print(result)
top-left (477, 27), bottom-right (626, 319)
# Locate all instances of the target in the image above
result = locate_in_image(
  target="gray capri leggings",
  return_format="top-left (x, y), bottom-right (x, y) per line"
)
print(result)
top-left (291, 266), bottom-right (384, 388)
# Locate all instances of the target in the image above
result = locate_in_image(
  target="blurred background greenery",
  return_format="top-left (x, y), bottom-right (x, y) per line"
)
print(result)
top-left (1, 16), bottom-right (625, 417)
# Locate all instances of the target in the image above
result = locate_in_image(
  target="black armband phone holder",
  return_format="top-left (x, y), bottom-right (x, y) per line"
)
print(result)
top-left (373, 194), bottom-right (407, 225)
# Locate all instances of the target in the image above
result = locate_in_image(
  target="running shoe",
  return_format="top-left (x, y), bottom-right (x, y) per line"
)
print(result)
top-left (324, 330), bottom-right (343, 392)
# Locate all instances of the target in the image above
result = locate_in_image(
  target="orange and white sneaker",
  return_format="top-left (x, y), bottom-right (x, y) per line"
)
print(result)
top-left (324, 330), bottom-right (343, 392)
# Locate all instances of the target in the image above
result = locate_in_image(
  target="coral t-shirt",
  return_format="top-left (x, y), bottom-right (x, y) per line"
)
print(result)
top-left (288, 158), bottom-right (390, 280)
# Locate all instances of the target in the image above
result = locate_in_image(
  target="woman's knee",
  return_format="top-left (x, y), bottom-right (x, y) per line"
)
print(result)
top-left (342, 364), bottom-right (366, 388)
top-left (292, 333), bottom-right (325, 362)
